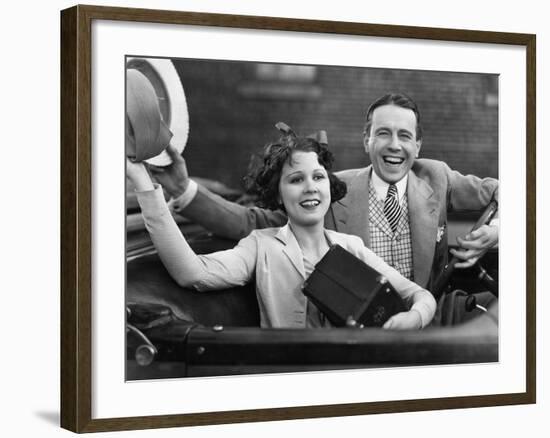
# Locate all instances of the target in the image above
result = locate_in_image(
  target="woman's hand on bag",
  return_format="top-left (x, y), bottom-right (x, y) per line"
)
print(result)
top-left (382, 310), bottom-right (422, 330)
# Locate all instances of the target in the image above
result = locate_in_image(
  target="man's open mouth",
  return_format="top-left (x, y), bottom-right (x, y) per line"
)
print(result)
top-left (383, 156), bottom-right (405, 165)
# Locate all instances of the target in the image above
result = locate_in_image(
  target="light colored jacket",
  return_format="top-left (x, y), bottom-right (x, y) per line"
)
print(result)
top-left (138, 186), bottom-right (436, 328)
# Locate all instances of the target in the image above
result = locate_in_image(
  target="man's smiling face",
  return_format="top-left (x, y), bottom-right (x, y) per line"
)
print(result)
top-left (364, 104), bottom-right (422, 184)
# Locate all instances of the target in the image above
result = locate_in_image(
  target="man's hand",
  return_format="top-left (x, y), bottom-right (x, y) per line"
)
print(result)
top-left (147, 144), bottom-right (190, 198)
top-left (450, 224), bottom-right (498, 269)
top-left (382, 310), bottom-right (422, 330)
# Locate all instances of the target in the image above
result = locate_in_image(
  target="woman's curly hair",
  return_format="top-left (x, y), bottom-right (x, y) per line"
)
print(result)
top-left (244, 123), bottom-right (347, 211)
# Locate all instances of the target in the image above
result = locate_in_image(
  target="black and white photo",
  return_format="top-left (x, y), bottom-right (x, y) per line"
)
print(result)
top-left (125, 56), bottom-right (500, 380)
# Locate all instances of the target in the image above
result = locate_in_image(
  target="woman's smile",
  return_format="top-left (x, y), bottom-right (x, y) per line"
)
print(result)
top-left (299, 198), bottom-right (321, 209)
top-left (278, 151), bottom-right (331, 226)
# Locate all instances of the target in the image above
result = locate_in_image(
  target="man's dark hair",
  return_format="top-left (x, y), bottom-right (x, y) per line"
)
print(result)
top-left (245, 126), bottom-right (347, 211)
top-left (363, 93), bottom-right (423, 141)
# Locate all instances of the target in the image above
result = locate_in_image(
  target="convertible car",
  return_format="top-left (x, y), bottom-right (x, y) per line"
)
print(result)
top-left (126, 193), bottom-right (498, 380)
top-left (125, 57), bottom-right (498, 380)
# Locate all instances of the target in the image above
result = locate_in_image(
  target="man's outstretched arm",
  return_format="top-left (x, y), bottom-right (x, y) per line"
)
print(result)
top-left (149, 145), bottom-right (287, 240)
top-left (445, 162), bottom-right (499, 268)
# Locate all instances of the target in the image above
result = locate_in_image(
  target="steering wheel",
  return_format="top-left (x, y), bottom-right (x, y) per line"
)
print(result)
top-left (432, 200), bottom-right (498, 300)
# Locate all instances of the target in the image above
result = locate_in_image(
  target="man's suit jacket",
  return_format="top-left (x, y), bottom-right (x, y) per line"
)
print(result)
top-left (173, 159), bottom-right (499, 290)
top-left (139, 187), bottom-right (435, 328)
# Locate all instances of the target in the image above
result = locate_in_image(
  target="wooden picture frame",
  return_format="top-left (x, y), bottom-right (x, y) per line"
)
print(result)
top-left (60, 4), bottom-right (536, 432)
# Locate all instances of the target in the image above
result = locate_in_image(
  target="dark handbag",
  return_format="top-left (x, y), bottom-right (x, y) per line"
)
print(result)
top-left (302, 244), bottom-right (407, 327)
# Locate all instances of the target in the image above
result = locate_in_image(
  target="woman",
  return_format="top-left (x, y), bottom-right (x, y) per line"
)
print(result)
top-left (127, 124), bottom-right (436, 329)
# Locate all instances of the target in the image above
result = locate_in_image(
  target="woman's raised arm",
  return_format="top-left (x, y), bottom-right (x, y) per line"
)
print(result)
top-left (128, 159), bottom-right (257, 290)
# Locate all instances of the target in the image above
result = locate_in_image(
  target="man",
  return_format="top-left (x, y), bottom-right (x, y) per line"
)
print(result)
top-left (152, 93), bottom-right (498, 323)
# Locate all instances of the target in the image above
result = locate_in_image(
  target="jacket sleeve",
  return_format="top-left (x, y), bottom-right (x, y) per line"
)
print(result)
top-left (443, 162), bottom-right (499, 212)
top-left (353, 240), bottom-right (436, 328)
top-left (136, 185), bottom-right (257, 291)
top-left (170, 184), bottom-right (288, 240)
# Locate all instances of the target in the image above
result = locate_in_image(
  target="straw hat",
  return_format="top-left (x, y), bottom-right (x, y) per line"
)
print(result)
top-left (126, 68), bottom-right (173, 162)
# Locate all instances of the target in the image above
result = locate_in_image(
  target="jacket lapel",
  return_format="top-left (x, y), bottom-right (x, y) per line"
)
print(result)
top-left (407, 170), bottom-right (439, 288)
top-left (274, 224), bottom-right (306, 279)
top-left (330, 167), bottom-right (371, 246)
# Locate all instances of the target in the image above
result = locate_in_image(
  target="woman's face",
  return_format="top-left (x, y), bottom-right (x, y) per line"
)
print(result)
top-left (278, 151), bottom-right (331, 228)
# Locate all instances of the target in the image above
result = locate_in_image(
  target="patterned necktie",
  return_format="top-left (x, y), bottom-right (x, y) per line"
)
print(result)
top-left (384, 184), bottom-right (401, 233)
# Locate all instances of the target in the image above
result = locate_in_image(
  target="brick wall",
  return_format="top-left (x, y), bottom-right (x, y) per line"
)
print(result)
top-left (173, 59), bottom-right (498, 190)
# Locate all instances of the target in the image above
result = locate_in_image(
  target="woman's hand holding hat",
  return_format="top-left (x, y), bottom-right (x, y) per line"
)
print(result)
top-left (126, 158), bottom-right (154, 192)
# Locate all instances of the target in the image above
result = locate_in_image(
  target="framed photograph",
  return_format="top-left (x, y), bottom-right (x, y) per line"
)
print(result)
top-left (60, 4), bottom-right (536, 433)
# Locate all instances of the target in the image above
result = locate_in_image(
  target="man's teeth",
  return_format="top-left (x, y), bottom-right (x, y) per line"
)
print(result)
top-left (300, 200), bottom-right (320, 207)
top-left (383, 156), bottom-right (405, 164)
